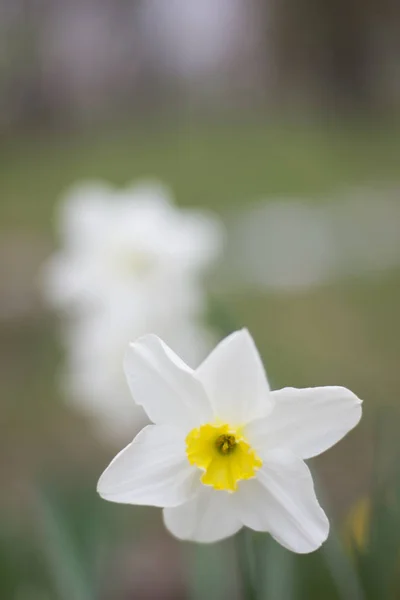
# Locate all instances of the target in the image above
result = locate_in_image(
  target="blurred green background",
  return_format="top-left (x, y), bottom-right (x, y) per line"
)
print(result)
top-left (1, 2), bottom-right (400, 598)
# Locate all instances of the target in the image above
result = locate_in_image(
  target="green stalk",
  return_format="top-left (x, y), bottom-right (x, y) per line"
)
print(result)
top-left (235, 528), bottom-right (258, 600)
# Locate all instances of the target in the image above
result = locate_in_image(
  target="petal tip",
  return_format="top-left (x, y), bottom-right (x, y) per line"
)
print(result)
top-left (126, 333), bottom-right (160, 352)
top-left (294, 513), bottom-right (330, 554)
top-left (123, 334), bottom-right (161, 374)
top-left (238, 326), bottom-right (252, 339)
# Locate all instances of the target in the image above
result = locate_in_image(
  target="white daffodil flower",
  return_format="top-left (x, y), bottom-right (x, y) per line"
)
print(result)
top-left (97, 329), bottom-right (362, 553)
top-left (43, 179), bottom-right (223, 312)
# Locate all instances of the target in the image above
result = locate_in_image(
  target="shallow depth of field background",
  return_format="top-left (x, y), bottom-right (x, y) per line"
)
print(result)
top-left (1, 2), bottom-right (400, 599)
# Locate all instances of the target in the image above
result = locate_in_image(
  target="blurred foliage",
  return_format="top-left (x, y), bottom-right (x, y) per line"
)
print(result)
top-left (345, 409), bottom-right (400, 600)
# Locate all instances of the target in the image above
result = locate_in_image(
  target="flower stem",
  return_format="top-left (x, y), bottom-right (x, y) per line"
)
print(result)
top-left (235, 528), bottom-right (258, 600)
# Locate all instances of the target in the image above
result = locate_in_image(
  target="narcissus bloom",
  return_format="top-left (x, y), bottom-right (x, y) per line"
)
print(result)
top-left (97, 329), bottom-right (362, 552)
top-left (42, 179), bottom-right (223, 442)
top-left (42, 179), bottom-right (223, 312)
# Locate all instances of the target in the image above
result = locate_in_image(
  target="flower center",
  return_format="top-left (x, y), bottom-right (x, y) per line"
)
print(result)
top-left (111, 248), bottom-right (156, 278)
top-left (215, 433), bottom-right (237, 455)
top-left (185, 423), bottom-right (262, 492)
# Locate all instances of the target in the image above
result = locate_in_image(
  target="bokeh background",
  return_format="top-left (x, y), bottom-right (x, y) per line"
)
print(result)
top-left (1, 1), bottom-right (400, 599)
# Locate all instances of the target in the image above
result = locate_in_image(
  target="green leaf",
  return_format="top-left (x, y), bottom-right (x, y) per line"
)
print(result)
top-left (35, 487), bottom-right (96, 600)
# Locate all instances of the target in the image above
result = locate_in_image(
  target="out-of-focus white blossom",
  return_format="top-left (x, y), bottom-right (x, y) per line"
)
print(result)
top-left (43, 180), bottom-right (224, 442)
top-left (63, 303), bottom-right (216, 442)
top-left (222, 187), bottom-right (400, 292)
top-left (43, 180), bottom-right (222, 312)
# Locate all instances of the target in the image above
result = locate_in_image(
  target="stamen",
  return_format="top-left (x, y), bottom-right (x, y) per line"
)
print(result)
top-left (215, 434), bottom-right (237, 455)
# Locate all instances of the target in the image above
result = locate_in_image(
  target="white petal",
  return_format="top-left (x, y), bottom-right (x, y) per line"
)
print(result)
top-left (246, 386), bottom-right (362, 460)
top-left (41, 254), bottom-right (97, 309)
top-left (163, 486), bottom-right (241, 543)
top-left (59, 181), bottom-right (112, 249)
top-left (97, 425), bottom-right (199, 507)
top-left (236, 451), bottom-right (329, 553)
top-left (124, 335), bottom-right (213, 430)
top-left (195, 329), bottom-right (273, 425)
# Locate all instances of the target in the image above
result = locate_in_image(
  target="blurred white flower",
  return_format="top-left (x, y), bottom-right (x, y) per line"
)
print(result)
top-left (43, 179), bottom-right (223, 312)
top-left (43, 179), bottom-right (224, 442)
top-left (225, 200), bottom-right (338, 290)
top-left (63, 302), bottom-right (216, 442)
top-left (331, 187), bottom-right (400, 276)
top-left (98, 329), bottom-right (362, 552)
top-left (222, 187), bottom-right (400, 292)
